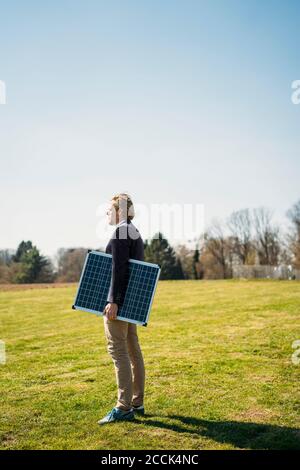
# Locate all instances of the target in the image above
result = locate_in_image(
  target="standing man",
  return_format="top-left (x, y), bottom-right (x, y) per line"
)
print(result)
top-left (98, 193), bottom-right (146, 424)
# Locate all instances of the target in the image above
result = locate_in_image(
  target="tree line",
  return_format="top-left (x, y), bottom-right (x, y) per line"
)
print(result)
top-left (0, 200), bottom-right (299, 283)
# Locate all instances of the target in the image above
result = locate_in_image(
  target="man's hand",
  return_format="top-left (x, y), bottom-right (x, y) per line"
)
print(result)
top-left (104, 302), bottom-right (118, 320)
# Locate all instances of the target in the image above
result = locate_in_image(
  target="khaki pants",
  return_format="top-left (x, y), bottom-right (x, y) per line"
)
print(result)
top-left (103, 315), bottom-right (145, 411)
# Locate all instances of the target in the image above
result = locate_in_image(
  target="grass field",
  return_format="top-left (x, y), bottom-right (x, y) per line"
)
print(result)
top-left (0, 280), bottom-right (300, 450)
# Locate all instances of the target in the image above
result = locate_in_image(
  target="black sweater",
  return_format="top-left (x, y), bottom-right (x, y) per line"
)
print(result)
top-left (105, 219), bottom-right (144, 306)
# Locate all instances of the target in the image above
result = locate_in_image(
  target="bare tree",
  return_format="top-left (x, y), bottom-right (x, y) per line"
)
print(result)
top-left (253, 207), bottom-right (281, 265)
top-left (0, 264), bottom-right (11, 283)
top-left (0, 249), bottom-right (14, 265)
top-left (56, 248), bottom-right (89, 282)
top-left (175, 243), bottom-right (204, 279)
top-left (287, 199), bottom-right (300, 237)
top-left (204, 221), bottom-right (232, 278)
top-left (175, 244), bottom-right (194, 279)
top-left (227, 209), bottom-right (254, 264)
top-left (286, 199), bottom-right (300, 268)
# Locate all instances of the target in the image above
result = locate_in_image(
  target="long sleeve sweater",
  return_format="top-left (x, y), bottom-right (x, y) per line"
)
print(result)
top-left (105, 218), bottom-right (144, 306)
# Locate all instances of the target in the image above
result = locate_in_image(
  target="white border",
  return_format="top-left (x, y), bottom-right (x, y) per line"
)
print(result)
top-left (73, 250), bottom-right (160, 326)
top-left (144, 265), bottom-right (161, 325)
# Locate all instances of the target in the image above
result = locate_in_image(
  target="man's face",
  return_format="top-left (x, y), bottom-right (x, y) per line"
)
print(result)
top-left (106, 201), bottom-right (118, 225)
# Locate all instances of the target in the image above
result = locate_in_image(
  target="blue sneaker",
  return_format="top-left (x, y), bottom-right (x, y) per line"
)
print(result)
top-left (97, 407), bottom-right (135, 425)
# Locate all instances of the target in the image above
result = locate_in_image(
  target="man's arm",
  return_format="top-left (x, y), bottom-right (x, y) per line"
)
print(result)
top-left (107, 230), bottom-right (130, 307)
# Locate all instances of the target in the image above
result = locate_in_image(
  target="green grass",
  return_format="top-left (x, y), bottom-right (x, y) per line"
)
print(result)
top-left (0, 280), bottom-right (300, 450)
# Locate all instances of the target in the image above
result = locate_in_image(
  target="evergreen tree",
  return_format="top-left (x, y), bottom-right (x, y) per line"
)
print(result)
top-left (13, 241), bottom-right (53, 283)
top-left (144, 232), bottom-right (184, 280)
top-left (193, 247), bottom-right (200, 279)
top-left (12, 240), bottom-right (33, 262)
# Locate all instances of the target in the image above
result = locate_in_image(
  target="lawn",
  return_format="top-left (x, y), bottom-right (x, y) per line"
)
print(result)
top-left (0, 280), bottom-right (299, 450)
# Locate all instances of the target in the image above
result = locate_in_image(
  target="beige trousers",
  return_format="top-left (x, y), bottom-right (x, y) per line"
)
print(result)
top-left (103, 315), bottom-right (145, 411)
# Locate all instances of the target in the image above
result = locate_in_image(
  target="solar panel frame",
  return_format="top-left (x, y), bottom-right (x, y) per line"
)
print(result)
top-left (72, 250), bottom-right (160, 326)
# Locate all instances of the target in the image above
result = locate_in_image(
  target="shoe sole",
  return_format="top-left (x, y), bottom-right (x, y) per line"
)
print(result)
top-left (98, 414), bottom-right (135, 425)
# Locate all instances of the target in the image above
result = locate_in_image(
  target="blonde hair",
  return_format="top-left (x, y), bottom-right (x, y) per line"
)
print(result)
top-left (111, 193), bottom-right (135, 220)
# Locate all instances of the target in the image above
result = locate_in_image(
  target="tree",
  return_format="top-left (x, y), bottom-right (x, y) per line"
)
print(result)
top-left (253, 208), bottom-right (281, 265)
top-left (0, 249), bottom-right (14, 266)
top-left (227, 209), bottom-right (254, 264)
top-left (144, 232), bottom-right (184, 280)
top-left (175, 244), bottom-right (193, 279)
top-left (0, 250), bottom-right (20, 283)
top-left (191, 243), bottom-right (204, 279)
top-left (12, 241), bottom-right (33, 263)
top-left (286, 199), bottom-right (300, 268)
top-left (204, 221), bottom-right (232, 278)
top-left (56, 248), bottom-right (88, 282)
top-left (0, 264), bottom-right (11, 283)
top-left (13, 243), bottom-right (53, 283)
top-left (175, 244), bottom-right (202, 279)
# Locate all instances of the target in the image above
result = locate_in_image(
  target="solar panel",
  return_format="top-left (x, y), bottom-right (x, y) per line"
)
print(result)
top-left (72, 250), bottom-right (161, 326)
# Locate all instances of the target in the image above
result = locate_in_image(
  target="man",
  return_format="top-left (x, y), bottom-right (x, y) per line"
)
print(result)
top-left (98, 193), bottom-right (146, 425)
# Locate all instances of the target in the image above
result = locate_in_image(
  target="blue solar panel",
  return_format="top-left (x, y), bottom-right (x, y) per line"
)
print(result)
top-left (72, 250), bottom-right (160, 326)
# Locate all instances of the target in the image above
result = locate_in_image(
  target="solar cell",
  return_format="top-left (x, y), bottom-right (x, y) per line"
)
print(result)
top-left (72, 250), bottom-right (160, 326)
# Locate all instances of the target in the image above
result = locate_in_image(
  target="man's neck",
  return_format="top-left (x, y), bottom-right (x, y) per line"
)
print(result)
top-left (116, 217), bottom-right (130, 228)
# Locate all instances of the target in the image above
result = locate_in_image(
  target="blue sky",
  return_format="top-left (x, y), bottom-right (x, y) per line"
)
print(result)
top-left (0, 0), bottom-right (299, 256)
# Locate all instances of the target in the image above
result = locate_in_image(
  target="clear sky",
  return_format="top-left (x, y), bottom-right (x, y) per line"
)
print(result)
top-left (0, 0), bottom-right (299, 257)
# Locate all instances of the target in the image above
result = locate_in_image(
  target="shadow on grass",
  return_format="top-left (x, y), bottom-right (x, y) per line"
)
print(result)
top-left (135, 414), bottom-right (300, 450)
